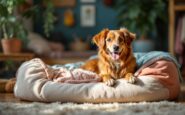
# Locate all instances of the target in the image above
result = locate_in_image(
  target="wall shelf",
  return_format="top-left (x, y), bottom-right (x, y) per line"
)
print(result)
top-left (174, 5), bottom-right (185, 11)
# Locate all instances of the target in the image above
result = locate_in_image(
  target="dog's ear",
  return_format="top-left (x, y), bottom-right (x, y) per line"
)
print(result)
top-left (120, 28), bottom-right (136, 45)
top-left (128, 32), bottom-right (136, 41)
top-left (93, 28), bottom-right (109, 48)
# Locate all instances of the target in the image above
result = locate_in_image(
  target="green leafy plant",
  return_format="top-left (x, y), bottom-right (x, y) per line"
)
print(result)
top-left (0, 0), bottom-right (27, 41)
top-left (43, 0), bottom-right (55, 37)
top-left (23, 0), bottom-right (56, 37)
top-left (114, 0), bottom-right (167, 38)
top-left (4, 60), bottom-right (15, 71)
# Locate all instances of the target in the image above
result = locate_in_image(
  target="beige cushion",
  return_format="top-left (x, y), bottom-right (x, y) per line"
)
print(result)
top-left (14, 58), bottom-right (169, 103)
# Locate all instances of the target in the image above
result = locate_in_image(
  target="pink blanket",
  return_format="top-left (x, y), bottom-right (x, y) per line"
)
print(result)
top-left (52, 68), bottom-right (101, 83)
top-left (33, 58), bottom-right (101, 83)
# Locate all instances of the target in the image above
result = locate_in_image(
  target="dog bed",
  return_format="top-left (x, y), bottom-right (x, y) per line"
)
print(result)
top-left (14, 51), bottom-right (181, 103)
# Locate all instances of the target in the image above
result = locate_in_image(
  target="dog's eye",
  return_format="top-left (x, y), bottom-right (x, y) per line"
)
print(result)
top-left (119, 37), bottom-right (123, 43)
top-left (106, 38), bottom-right (111, 42)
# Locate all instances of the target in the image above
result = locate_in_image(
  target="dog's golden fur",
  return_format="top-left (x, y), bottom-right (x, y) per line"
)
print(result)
top-left (81, 28), bottom-right (136, 86)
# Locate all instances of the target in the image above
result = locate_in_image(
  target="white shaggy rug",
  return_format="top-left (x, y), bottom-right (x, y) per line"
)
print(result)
top-left (0, 101), bottom-right (185, 115)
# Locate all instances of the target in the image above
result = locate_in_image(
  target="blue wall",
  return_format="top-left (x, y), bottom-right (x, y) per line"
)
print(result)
top-left (55, 0), bottom-right (118, 41)
top-left (35, 0), bottom-right (118, 43)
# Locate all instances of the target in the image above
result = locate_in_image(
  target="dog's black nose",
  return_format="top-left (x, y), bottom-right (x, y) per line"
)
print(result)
top-left (113, 45), bottom-right (119, 51)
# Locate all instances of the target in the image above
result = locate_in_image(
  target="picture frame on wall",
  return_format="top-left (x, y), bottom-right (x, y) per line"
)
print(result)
top-left (80, 0), bottom-right (96, 3)
top-left (80, 5), bottom-right (96, 27)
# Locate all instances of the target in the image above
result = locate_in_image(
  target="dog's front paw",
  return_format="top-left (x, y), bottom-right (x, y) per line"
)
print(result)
top-left (127, 75), bottom-right (136, 84)
top-left (101, 74), bottom-right (115, 86)
top-left (125, 73), bottom-right (136, 84)
top-left (105, 78), bottom-right (115, 86)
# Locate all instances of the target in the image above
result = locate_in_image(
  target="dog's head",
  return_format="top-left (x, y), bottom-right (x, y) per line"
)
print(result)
top-left (93, 28), bottom-right (136, 61)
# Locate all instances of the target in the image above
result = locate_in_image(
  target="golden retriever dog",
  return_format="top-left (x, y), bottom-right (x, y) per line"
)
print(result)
top-left (81, 28), bottom-right (136, 86)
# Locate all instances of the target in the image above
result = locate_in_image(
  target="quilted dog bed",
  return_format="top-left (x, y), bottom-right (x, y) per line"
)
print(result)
top-left (14, 51), bottom-right (181, 103)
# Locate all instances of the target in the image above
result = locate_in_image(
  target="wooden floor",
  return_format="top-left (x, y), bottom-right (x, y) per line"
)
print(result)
top-left (0, 83), bottom-right (185, 103)
top-left (177, 83), bottom-right (185, 102)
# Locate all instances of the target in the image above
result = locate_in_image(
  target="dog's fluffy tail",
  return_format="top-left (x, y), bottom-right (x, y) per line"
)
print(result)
top-left (0, 78), bottom-right (16, 93)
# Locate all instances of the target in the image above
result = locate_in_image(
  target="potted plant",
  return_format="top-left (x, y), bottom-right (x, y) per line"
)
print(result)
top-left (0, 0), bottom-right (27, 54)
top-left (114, 0), bottom-right (167, 52)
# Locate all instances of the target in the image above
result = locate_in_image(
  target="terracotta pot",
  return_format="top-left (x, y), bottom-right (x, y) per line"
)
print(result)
top-left (1, 38), bottom-right (22, 54)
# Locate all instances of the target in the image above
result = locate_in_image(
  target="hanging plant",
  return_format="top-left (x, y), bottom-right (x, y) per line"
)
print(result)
top-left (22, 0), bottom-right (56, 37)
top-left (43, 0), bottom-right (56, 37)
